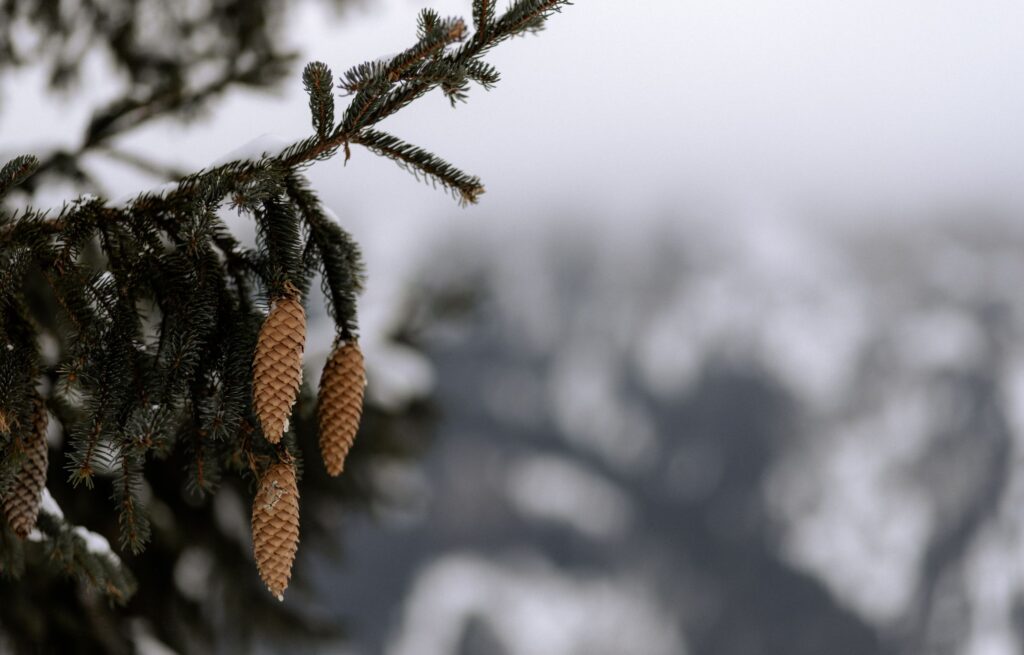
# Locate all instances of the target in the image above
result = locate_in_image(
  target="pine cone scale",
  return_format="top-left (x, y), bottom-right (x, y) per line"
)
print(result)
top-left (253, 295), bottom-right (306, 443)
top-left (317, 341), bottom-right (366, 476)
top-left (251, 460), bottom-right (300, 600)
top-left (3, 396), bottom-right (49, 538)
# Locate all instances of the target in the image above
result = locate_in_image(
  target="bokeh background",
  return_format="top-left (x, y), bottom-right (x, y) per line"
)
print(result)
top-left (4, 1), bottom-right (1024, 653)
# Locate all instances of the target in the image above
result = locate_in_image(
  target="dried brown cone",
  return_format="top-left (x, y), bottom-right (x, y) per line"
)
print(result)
top-left (3, 396), bottom-right (49, 538)
top-left (253, 292), bottom-right (306, 444)
top-left (251, 459), bottom-right (300, 601)
top-left (317, 340), bottom-right (366, 476)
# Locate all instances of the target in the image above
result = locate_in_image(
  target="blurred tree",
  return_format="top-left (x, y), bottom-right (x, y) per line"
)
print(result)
top-left (0, 1), bottom-right (571, 652)
top-left (0, 0), bottom-right (325, 193)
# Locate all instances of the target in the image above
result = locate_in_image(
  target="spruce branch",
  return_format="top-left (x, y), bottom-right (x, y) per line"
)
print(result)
top-left (472, 0), bottom-right (497, 40)
top-left (0, 156), bottom-right (40, 198)
top-left (492, 0), bottom-right (571, 39)
top-left (465, 60), bottom-right (501, 89)
top-left (2, 0), bottom-right (573, 239)
top-left (351, 129), bottom-right (485, 205)
top-left (0, 1), bottom-right (573, 608)
top-left (302, 62), bottom-right (336, 140)
top-left (34, 506), bottom-right (138, 603)
top-left (338, 60), bottom-right (390, 95)
top-left (254, 193), bottom-right (307, 294)
top-left (339, 12), bottom-right (466, 95)
top-left (112, 449), bottom-right (151, 554)
top-left (390, 12), bottom-right (467, 82)
top-left (285, 175), bottom-right (365, 340)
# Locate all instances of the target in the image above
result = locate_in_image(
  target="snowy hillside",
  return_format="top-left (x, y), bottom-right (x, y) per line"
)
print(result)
top-left (320, 212), bottom-right (1024, 655)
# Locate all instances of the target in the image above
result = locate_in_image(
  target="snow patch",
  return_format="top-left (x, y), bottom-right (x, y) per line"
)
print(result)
top-left (132, 620), bottom-right (179, 655)
top-left (111, 181), bottom-right (180, 209)
top-left (70, 525), bottom-right (122, 565)
top-left (173, 547), bottom-right (214, 602)
top-left (39, 488), bottom-right (64, 520)
top-left (105, 132), bottom-right (288, 208)
top-left (72, 525), bottom-right (114, 557)
top-left (363, 340), bottom-right (435, 410)
top-left (387, 554), bottom-right (686, 655)
top-left (207, 134), bottom-right (291, 168)
top-left (505, 455), bottom-right (633, 539)
top-left (320, 206), bottom-right (341, 224)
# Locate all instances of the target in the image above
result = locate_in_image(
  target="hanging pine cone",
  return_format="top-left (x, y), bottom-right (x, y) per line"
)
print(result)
top-left (3, 395), bottom-right (48, 538)
top-left (317, 340), bottom-right (366, 477)
top-left (251, 459), bottom-right (300, 601)
top-left (253, 290), bottom-right (306, 444)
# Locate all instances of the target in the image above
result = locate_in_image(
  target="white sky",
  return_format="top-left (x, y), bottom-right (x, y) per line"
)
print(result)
top-left (3, 0), bottom-right (1024, 223)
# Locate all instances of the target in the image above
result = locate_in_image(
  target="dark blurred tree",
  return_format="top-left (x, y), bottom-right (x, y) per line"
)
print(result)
top-left (0, 1), bottom-right (571, 652)
top-left (0, 0), bottom-right (325, 193)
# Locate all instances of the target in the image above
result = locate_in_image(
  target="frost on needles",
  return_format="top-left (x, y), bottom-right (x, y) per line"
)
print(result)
top-left (0, 0), bottom-right (571, 603)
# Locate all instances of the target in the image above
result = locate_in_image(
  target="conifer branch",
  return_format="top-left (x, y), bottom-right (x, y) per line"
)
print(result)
top-left (0, 1), bottom-right (573, 607)
top-left (389, 12), bottom-right (467, 82)
top-left (302, 62), bottom-right (336, 140)
top-left (112, 450), bottom-right (150, 554)
top-left (285, 175), bottom-right (364, 340)
top-left (473, 0), bottom-right (497, 42)
top-left (350, 129), bottom-right (485, 205)
top-left (2, 0), bottom-right (572, 236)
top-left (493, 0), bottom-right (570, 39)
top-left (0, 156), bottom-right (40, 198)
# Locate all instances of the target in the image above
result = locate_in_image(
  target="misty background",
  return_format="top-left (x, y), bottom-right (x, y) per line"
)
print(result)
top-left (4, 1), bottom-right (1024, 654)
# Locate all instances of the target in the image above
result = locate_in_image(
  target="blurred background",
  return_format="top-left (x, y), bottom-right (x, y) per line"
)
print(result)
top-left (4, 0), bottom-right (1024, 653)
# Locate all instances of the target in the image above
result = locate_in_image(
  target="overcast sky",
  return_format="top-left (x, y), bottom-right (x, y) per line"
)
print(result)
top-left (4, 0), bottom-right (1024, 225)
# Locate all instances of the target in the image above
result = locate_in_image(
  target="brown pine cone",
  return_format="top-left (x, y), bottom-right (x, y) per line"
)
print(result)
top-left (253, 293), bottom-right (306, 444)
top-left (317, 340), bottom-right (366, 477)
top-left (3, 396), bottom-right (49, 538)
top-left (251, 459), bottom-right (300, 601)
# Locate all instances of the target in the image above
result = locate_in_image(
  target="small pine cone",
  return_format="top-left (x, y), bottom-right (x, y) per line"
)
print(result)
top-left (317, 341), bottom-right (366, 477)
top-left (252, 460), bottom-right (300, 600)
top-left (3, 397), bottom-right (48, 538)
top-left (253, 293), bottom-right (306, 444)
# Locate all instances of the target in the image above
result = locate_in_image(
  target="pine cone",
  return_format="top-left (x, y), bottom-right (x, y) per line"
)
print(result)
top-left (317, 341), bottom-right (366, 476)
top-left (253, 293), bottom-right (306, 444)
top-left (3, 396), bottom-right (48, 538)
top-left (251, 459), bottom-right (300, 600)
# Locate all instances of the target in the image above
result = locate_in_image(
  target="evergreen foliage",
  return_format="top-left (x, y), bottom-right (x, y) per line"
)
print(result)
top-left (0, 1), bottom-right (570, 649)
